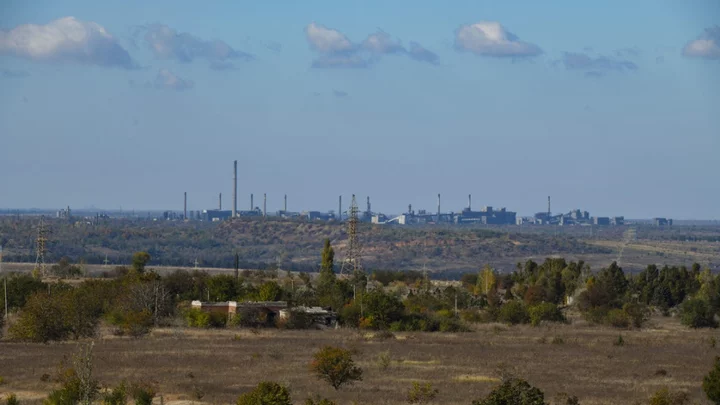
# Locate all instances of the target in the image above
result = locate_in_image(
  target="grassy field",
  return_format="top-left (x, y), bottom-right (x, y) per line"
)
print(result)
top-left (1, 315), bottom-right (717, 405)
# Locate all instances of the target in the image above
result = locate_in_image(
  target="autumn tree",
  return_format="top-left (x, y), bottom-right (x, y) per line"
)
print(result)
top-left (131, 252), bottom-right (151, 274)
top-left (310, 346), bottom-right (363, 390)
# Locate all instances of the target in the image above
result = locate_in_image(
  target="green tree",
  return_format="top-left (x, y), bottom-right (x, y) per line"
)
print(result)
top-left (257, 282), bottom-right (283, 301)
top-left (236, 382), bottom-right (291, 405)
top-left (310, 346), bottom-right (363, 390)
top-left (10, 292), bottom-right (69, 343)
top-left (498, 301), bottom-right (529, 325)
top-left (472, 378), bottom-right (546, 405)
top-left (131, 252), bottom-right (151, 274)
top-left (704, 356), bottom-right (720, 404)
top-left (680, 298), bottom-right (718, 328)
top-left (476, 265), bottom-right (497, 296)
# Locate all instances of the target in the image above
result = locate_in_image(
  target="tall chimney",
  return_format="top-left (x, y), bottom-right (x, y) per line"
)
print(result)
top-left (437, 193), bottom-right (441, 223)
top-left (284, 194), bottom-right (287, 212)
top-left (468, 194), bottom-right (472, 210)
top-left (548, 196), bottom-right (551, 219)
top-left (366, 196), bottom-right (371, 216)
top-left (232, 160), bottom-right (237, 218)
top-left (338, 195), bottom-right (342, 221)
top-left (408, 204), bottom-right (412, 215)
top-left (263, 193), bottom-right (267, 218)
top-left (251, 194), bottom-right (254, 210)
top-left (184, 192), bottom-right (187, 220)
top-left (219, 193), bottom-right (222, 210)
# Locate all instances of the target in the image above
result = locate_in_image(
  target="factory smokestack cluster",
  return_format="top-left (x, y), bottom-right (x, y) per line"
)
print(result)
top-left (232, 160), bottom-right (237, 218)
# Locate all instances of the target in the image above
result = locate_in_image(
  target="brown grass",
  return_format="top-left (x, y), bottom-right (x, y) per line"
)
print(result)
top-left (0, 316), bottom-right (717, 405)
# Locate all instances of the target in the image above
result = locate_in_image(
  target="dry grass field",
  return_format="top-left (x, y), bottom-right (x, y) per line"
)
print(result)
top-left (1, 315), bottom-right (717, 405)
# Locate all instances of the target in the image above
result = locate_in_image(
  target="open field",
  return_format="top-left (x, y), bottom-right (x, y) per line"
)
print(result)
top-left (1, 316), bottom-right (717, 405)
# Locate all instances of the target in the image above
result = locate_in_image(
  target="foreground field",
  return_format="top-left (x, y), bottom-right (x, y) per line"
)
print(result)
top-left (1, 316), bottom-right (717, 405)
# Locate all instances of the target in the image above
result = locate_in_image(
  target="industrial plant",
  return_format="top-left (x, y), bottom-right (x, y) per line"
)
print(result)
top-left (160, 161), bottom-right (643, 228)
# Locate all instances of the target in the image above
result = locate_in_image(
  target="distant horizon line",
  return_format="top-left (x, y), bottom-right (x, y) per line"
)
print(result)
top-left (0, 207), bottom-right (718, 223)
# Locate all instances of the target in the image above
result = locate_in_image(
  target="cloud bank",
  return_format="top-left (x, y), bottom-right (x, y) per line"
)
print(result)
top-left (0, 17), bottom-right (136, 68)
top-left (682, 26), bottom-right (720, 60)
top-left (454, 21), bottom-right (542, 58)
top-left (140, 24), bottom-right (252, 67)
top-left (304, 22), bottom-right (438, 68)
top-left (560, 52), bottom-right (637, 77)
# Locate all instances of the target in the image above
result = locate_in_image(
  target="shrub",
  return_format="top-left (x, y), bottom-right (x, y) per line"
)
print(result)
top-left (705, 356), bottom-right (720, 404)
top-left (680, 298), bottom-right (718, 329)
top-left (613, 335), bottom-right (625, 346)
top-left (377, 350), bottom-right (391, 370)
top-left (648, 387), bottom-right (690, 405)
top-left (528, 303), bottom-right (565, 326)
top-left (551, 337), bottom-right (564, 345)
top-left (236, 381), bottom-right (291, 405)
top-left (605, 309), bottom-right (630, 329)
top-left (304, 397), bottom-right (336, 405)
top-left (184, 308), bottom-right (211, 328)
top-left (623, 302), bottom-right (650, 328)
top-left (310, 346), bottom-right (363, 390)
top-left (5, 394), bottom-right (19, 405)
top-left (406, 382), bottom-right (438, 404)
top-left (498, 301), bottom-right (529, 325)
top-left (471, 378), bottom-right (545, 405)
top-left (130, 383), bottom-right (155, 405)
top-left (102, 383), bottom-right (127, 405)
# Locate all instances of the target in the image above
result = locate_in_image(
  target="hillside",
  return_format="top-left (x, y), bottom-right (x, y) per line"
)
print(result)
top-left (0, 217), bottom-right (616, 274)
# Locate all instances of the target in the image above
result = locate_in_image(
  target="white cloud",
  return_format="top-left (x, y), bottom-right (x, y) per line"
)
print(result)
top-left (0, 17), bottom-right (136, 68)
top-left (141, 24), bottom-right (252, 64)
top-left (305, 22), bottom-right (354, 54)
top-left (454, 21), bottom-right (542, 58)
top-left (361, 31), bottom-right (404, 55)
top-left (304, 23), bottom-right (438, 68)
top-left (154, 68), bottom-right (193, 91)
top-left (682, 26), bottom-right (720, 59)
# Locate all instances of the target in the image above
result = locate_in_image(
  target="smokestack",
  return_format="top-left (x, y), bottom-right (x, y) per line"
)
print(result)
top-left (366, 196), bottom-right (371, 216)
top-left (437, 193), bottom-right (441, 223)
top-left (408, 204), bottom-right (412, 214)
top-left (232, 160), bottom-right (237, 218)
top-left (184, 192), bottom-right (187, 220)
top-left (251, 194), bottom-right (254, 210)
top-left (219, 193), bottom-right (222, 211)
top-left (548, 196), bottom-right (551, 218)
top-left (284, 194), bottom-right (287, 212)
top-left (468, 194), bottom-right (472, 210)
top-left (263, 193), bottom-right (267, 218)
top-left (338, 195), bottom-right (342, 221)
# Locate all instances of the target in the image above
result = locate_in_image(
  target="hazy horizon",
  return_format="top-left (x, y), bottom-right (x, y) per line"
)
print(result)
top-left (2, 1), bottom-right (719, 220)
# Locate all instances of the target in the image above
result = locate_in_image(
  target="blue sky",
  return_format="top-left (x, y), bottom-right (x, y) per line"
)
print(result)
top-left (1, 0), bottom-right (719, 219)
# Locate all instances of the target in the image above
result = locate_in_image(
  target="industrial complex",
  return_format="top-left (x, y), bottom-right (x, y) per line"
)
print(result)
top-left (159, 161), bottom-right (665, 228)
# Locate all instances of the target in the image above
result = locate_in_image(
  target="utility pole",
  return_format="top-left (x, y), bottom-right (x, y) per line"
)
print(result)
top-left (2, 245), bottom-right (7, 321)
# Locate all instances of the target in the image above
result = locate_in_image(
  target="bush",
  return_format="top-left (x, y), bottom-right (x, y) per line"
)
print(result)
top-left (648, 387), bottom-right (690, 405)
top-left (406, 382), bottom-right (438, 404)
top-left (471, 378), bottom-right (545, 405)
top-left (184, 308), bottom-right (227, 328)
top-left (310, 346), bottom-right (363, 390)
top-left (236, 381), bottom-right (291, 405)
top-left (705, 356), bottom-right (720, 404)
top-left (605, 309), bottom-right (630, 329)
top-left (613, 334), bottom-right (625, 346)
top-left (680, 298), bottom-right (718, 329)
top-left (102, 383), bottom-right (127, 405)
top-left (304, 397), bottom-right (336, 405)
top-left (623, 302), bottom-right (650, 328)
top-left (5, 394), bottom-right (19, 405)
top-left (377, 350), bottom-right (391, 370)
top-left (498, 301), bottom-right (529, 325)
top-left (528, 303), bottom-right (565, 326)
top-left (130, 383), bottom-right (155, 405)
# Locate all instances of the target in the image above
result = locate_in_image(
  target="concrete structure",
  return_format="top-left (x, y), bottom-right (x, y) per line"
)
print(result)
top-left (278, 306), bottom-right (337, 327)
top-left (203, 209), bottom-right (233, 222)
top-left (232, 160), bottom-right (237, 218)
top-left (654, 218), bottom-right (673, 226)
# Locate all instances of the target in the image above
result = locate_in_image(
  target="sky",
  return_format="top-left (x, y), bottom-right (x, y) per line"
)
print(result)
top-left (0, 0), bottom-right (719, 219)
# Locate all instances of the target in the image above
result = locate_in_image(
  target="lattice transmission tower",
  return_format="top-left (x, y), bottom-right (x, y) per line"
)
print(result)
top-left (35, 215), bottom-right (48, 277)
top-left (340, 195), bottom-right (363, 278)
